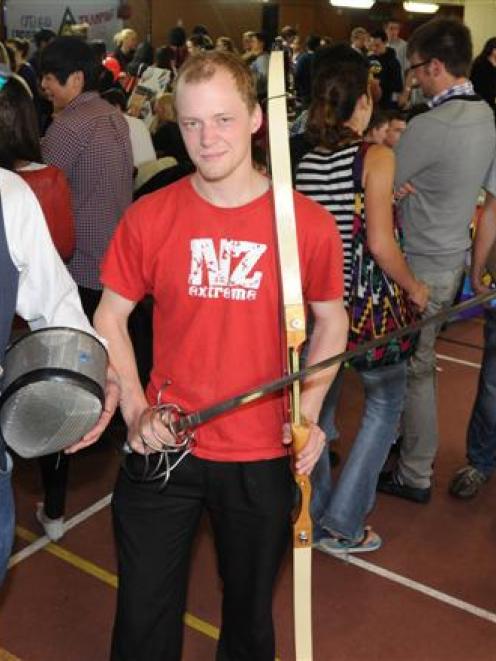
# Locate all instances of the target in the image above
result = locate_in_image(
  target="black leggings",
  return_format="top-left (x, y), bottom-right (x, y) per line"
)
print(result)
top-left (37, 287), bottom-right (153, 518)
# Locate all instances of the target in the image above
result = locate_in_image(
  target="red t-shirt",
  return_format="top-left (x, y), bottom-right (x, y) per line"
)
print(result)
top-left (101, 176), bottom-right (343, 461)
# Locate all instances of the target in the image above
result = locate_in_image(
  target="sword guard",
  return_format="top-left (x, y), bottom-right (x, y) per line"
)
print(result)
top-left (154, 402), bottom-right (194, 450)
top-left (142, 380), bottom-right (195, 451)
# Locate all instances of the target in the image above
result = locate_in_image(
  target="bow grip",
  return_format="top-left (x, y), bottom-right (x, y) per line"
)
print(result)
top-left (292, 422), bottom-right (313, 548)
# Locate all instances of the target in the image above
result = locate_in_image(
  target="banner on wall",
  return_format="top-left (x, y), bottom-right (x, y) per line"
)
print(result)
top-left (5, 1), bottom-right (122, 49)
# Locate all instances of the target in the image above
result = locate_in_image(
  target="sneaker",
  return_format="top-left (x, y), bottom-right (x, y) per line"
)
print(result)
top-left (314, 526), bottom-right (382, 555)
top-left (377, 471), bottom-right (431, 504)
top-left (449, 465), bottom-right (487, 499)
top-left (36, 503), bottom-right (65, 542)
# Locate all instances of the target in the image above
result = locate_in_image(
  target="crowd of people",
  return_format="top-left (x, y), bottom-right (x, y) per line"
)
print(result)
top-left (1, 13), bottom-right (496, 661)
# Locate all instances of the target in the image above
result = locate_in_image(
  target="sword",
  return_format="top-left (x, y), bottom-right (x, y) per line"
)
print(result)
top-left (171, 290), bottom-right (495, 437)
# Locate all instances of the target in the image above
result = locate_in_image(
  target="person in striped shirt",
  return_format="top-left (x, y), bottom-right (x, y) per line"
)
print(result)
top-left (296, 45), bottom-right (428, 554)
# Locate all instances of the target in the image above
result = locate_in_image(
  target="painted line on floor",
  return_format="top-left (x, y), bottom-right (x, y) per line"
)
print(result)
top-left (9, 493), bottom-right (112, 568)
top-left (8, 498), bottom-right (225, 649)
top-left (436, 353), bottom-right (481, 369)
top-left (10, 530), bottom-right (221, 643)
top-left (0, 648), bottom-right (22, 661)
top-left (339, 555), bottom-right (496, 624)
top-left (15, 525), bottom-right (222, 646)
top-left (15, 525), bottom-right (118, 588)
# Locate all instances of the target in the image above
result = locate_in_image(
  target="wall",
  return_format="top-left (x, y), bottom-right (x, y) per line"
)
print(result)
top-left (124, 0), bottom-right (464, 48)
top-left (464, 0), bottom-right (496, 57)
top-left (129, 0), bottom-right (264, 48)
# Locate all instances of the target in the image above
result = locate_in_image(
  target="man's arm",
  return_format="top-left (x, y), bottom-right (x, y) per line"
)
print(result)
top-left (284, 298), bottom-right (348, 475)
top-left (391, 57), bottom-right (403, 93)
top-left (41, 120), bottom-right (83, 177)
top-left (301, 299), bottom-right (348, 424)
top-left (394, 114), bottom-right (442, 188)
top-left (93, 288), bottom-right (173, 453)
top-left (471, 192), bottom-right (496, 294)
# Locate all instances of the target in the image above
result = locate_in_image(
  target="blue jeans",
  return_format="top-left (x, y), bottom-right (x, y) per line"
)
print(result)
top-left (312, 361), bottom-right (407, 543)
top-left (0, 445), bottom-right (14, 584)
top-left (466, 307), bottom-right (496, 477)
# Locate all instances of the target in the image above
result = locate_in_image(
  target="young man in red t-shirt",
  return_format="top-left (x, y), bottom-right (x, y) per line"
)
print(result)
top-left (93, 51), bottom-right (348, 661)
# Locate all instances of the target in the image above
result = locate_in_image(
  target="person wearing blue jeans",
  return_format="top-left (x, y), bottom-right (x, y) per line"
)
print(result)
top-left (450, 184), bottom-right (496, 499)
top-left (450, 308), bottom-right (496, 498)
top-left (294, 45), bottom-right (428, 554)
top-left (0, 444), bottom-right (14, 583)
top-left (312, 362), bottom-right (407, 551)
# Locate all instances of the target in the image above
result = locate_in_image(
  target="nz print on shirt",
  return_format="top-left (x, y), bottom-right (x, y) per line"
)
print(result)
top-left (188, 238), bottom-right (268, 302)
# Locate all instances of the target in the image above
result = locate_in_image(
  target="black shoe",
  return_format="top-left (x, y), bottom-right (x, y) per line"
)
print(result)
top-left (377, 471), bottom-right (431, 504)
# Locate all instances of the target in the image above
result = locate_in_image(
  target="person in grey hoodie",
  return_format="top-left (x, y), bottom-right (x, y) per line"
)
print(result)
top-left (378, 18), bottom-right (496, 504)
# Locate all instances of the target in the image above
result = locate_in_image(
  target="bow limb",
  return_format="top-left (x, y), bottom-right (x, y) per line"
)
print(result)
top-left (267, 50), bottom-right (313, 661)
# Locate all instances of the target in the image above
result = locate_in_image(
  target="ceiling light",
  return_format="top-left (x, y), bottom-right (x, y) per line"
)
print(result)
top-left (330, 0), bottom-right (375, 9)
top-left (403, 2), bottom-right (439, 13)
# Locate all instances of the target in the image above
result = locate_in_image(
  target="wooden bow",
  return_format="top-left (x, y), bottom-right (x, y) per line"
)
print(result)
top-left (267, 50), bottom-right (313, 661)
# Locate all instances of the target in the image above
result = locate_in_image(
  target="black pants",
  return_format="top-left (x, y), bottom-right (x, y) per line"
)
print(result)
top-left (111, 454), bottom-right (293, 661)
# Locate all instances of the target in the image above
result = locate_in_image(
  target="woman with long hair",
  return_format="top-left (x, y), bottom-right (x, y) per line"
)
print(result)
top-left (296, 47), bottom-right (428, 553)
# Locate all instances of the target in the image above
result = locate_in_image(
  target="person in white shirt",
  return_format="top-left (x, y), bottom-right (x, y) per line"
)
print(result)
top-left (101, 88), bottom-right (156, 167)
top-left (0, 168), bottom-right (119, 585)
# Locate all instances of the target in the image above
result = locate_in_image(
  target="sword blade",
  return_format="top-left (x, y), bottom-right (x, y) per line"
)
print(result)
top-left (175, 290), bottom-right (495, 434)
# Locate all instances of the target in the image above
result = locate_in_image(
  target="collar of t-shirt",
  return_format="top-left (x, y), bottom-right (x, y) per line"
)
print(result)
top-left (428, 80), bottom-right (475, 108)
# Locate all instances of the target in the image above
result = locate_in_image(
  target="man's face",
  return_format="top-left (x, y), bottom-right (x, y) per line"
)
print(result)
top-left (353, 32), bottom-right (367, 50)
top-left (386, 23), bottom-right (400, 42)
top-left (369, 121), bottom-right (389, 145)
top-left (408, 53), bottom-right (436, 97)
top-left (41, 71), bottom-right (84, 111)
top-left (371, 38), bottom-right (386, 56)
top-left (292, 36), bottom-right (302, 53)
top-left (251, 36), bottom-right (263, 55)
top-left (385, 119), bottom-right (407, 148)
top-left (175, 68), bottom-right (261, 185)
top-left (242, 34), bottom-right (252, 51)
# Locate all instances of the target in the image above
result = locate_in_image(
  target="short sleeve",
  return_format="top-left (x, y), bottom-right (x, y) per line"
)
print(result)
top-left (483, 156), bottom-right (496, 197)
top-left (100, 204), bottom-right (148, 301)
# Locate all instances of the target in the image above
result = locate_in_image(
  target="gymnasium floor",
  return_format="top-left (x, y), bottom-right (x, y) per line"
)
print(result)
top-left (1, 315), bottom-right (495, 661)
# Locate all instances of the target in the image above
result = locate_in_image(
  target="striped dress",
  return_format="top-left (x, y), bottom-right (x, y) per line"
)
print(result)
top-left (295, 142), bottom-right (362, 300)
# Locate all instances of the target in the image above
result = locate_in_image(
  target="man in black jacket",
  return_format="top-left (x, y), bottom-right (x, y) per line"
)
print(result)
top-left (368, 29), bottom-right (403, 109)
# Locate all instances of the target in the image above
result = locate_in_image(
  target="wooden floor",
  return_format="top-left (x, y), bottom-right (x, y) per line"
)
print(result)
top-left (1, 316), bottom-right (496, 660)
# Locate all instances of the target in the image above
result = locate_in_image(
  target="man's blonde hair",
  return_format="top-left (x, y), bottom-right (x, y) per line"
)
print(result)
top-left (174, 51), bottom-right (257, 113)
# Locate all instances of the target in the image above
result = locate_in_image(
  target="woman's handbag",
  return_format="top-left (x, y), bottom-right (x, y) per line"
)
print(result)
top-left (347, 143), bottom-right (418, 371)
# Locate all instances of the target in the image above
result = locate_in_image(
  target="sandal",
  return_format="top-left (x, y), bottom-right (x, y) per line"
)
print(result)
top-left (314, 526), bottom-right (382, 555)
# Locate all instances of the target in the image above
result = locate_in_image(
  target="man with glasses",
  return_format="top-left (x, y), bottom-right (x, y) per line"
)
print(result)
top-left (378, 18), bottom-right (496, 503)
